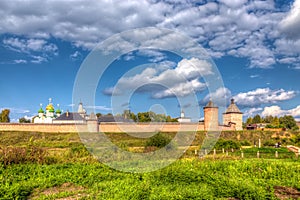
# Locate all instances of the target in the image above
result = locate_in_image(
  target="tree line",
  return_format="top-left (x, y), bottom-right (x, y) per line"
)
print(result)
top-left (245, 114), bottom-right (299, 130)
top-left (96, 110), bottom-right (178, 122)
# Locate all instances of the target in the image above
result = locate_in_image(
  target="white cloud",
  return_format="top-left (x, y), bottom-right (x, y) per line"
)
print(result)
top-left (137, 49), bottom-right (167, 62)
top-left (70, 51), bottom-right (82, 61)
top-left (23, 115), bottom-right (34, 120)
top-left (233, 88), bottom-right (296, 107)
top-left (175, 57), bottom-right (213, 78)
top-left (250, 74), bottom-right (259, 78)
top-left (261, 105), bottom-right (300, 118)
top-left (201, 87), bottom-right (231, 106)
top-left (262, 105), bottom-right (285, 117)
top-left (102, 87), bottom-right (122, 96)
top-left (104, 57), bottom-right (212, 98)
top-left (152, 79), bottom-right (206, 98)
top-left (279, 0), bottom-right (300, 39)
top-left (244, 107), bottom-right (263, 117)
top-left (31, 55), bottom-right (47, 64)
top-left (0, 107), bottom-right (30, 114)
top-left (3, 37), bottom-right (57, 54)
top-left (277, 57), bottom-right (299, 64)
top-left (218, 0), bottom-right (248, 8)
top-left (85, 105), bottom-right (112, 111)
top-left (3, 37), bottom-right (58, 63)
top-left (13, 59), bottom-right (27, 64)
top-left (0, 0), bottom-right (298, 68)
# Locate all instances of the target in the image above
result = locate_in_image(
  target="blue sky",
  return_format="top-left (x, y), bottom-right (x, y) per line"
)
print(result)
top-left (0, 0), bottom-right (300, 122)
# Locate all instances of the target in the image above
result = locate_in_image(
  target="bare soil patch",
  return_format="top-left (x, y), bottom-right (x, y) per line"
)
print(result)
top-left (274, 186), bottom-right (300, 200)
top-left (29, 182), bottom-right (88, 200)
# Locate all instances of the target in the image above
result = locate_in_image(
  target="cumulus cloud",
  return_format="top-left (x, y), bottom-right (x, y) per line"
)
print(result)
top-left (261, 105), bottom-right (300, 118)
top-left (218, 0), bottom-right (248, 8)
top-left (243, 107), bottom-right (263, 117)
top-left (0, 0), bottom-right (298, 68)
top-left (233, 88), bottom-right (296, 107)
top-left (3, 37), bottom-right (57, 54)
top-left (200, 87), bottom-right (231, 106)
top-left (279, 0), bottom-right (300, 39)
top-left (104, 57), bottom-right (212, 99)
top-left (136, 49), bottom-right (167, 62)
top-left (3, 37), bottom-right (58, 63)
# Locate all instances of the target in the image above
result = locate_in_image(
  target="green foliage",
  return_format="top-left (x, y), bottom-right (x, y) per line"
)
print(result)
top-left (245, 114), bottom-right (299, 130)
top-left (18, 117), bottom-right (31, 123)
top-left (145, 133), bottom-right (171, 148)
top-left (252, 114), bottom-right (262, 123)
top-left (279, 115), bottom-right (299, 130)
top-left (0, 146), bottom-right (46, 166)
top-left (240, 140), bottom-right (251, 146)
top-left (0, 109), bottom-right (10, 122)
top-left (263, 139), bottom-right (276, 147)
top-left (0, 131), bottom-right (299, 199)
top-left (214, 139), bottom-right (241, 150)
top-left (292, 134), bottom-right (300, 146)
top-left (96, 113), bottom-right (102, 118)
top-left (246, 117), bottom-right (253, 124)
top-left (0, 160), bottom-right (299, 199)
top-left (136, 111), bottom-right (177, 122)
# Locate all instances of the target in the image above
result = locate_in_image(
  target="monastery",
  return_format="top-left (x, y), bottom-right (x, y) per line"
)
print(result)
top-left (0, 98), bottom-right (243, 133)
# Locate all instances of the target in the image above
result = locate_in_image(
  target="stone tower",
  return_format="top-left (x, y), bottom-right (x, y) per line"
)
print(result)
top-left (87, 112), bottom-right (99, 132)
top-left (223, 99), bottom-right (243, 131)
top-left (204, 100), bottom-right (219, 131)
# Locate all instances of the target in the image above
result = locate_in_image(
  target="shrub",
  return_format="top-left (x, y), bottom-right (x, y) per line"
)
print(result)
top-left (0, 146), bottom-right (46, 166)
top-left (145, 133), bottom-right (171, 148)
top-left (214, 139), bottom-right (241, 150)
top-left (240, 140), bottom-right (251, 146)
top-left (263, 140), bottom-right (275, 147)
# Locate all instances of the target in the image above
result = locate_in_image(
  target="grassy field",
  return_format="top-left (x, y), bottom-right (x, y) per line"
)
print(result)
top-left (0, 131), bottom-right (299, 199)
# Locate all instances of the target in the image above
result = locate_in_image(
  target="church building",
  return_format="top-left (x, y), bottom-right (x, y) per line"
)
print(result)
top-left (33, 98), bottom-right (61, 123)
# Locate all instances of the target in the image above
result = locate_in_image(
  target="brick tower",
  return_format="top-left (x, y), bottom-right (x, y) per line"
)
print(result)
top-left (204, 100), bottom-right (219, 131)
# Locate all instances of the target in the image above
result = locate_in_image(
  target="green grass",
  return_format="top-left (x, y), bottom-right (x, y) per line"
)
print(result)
top-left (0, 159), bottom-right (299, 199)
top-left (0, 131), bottom-right (299, 199)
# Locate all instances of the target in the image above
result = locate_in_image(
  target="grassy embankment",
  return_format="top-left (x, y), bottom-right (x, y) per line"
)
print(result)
top-left (0, 131), bottom-right (299, 199)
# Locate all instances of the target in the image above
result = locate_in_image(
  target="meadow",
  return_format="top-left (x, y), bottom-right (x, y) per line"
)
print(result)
top-left (0, 131), bottom-right (299, 199)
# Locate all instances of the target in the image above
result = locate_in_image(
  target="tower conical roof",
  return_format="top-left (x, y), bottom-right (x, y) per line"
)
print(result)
top-left (224, 99), bottom-right (242, 114)
top-left (204, 100), bottom-right (218, 108)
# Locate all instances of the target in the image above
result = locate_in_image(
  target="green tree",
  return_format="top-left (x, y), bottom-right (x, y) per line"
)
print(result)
top-left (19, 117), bottom-right (30, 123)
top-left (96, 113), bottom-right (102, 118)
top-left (166, 115), bottom-right (178, 122)
top-left (130, 112), bottom-right (137, 122)
top-left (279, 115), bottom-right (298, 130)
top-left (137, 112), bottom-right (151, 122)
top-left (246, 117), bottom-right (253, 124)
top-left (252, 114), bottom-right (262, 124)
top-left (0, 109), bottom-right (10, 122)
top-left (271, 116), bottom-right (280, 127)
top-left (263, 115), bottom-right (274, 123)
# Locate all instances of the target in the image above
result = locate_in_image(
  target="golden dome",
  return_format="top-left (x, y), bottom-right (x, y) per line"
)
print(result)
top-left (46, 104), bottom-right (55, 111)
